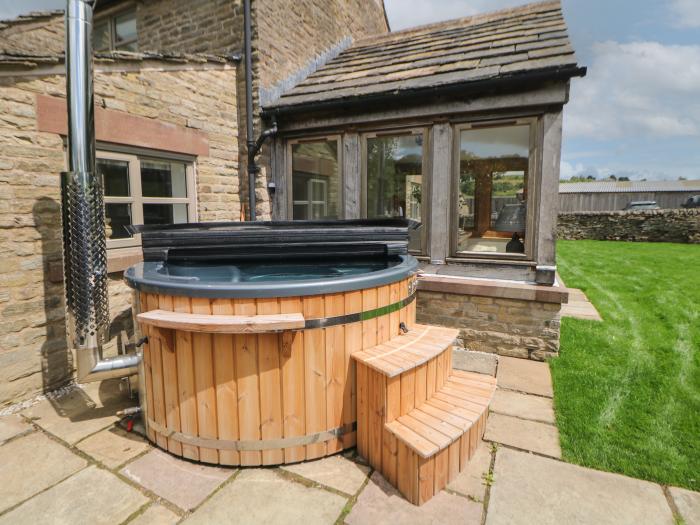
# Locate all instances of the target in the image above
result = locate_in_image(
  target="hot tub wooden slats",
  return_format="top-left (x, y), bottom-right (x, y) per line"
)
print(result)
top-left (137, 310), bottom-right (306, 333)
top-left (234, 297), bottom-right (262, 466)
top-left (257, 298), bottom-right (285, 465)
top-left (137, 276), bottom-right (414, 467)
top-left (279, 296), bottom-right (306, 463)
top-left (158, 294), bottom-right (183, 457)
top-left (191, 297), bottom-right (219, 464)
top-left (303, 295), bottom-right (327, 460)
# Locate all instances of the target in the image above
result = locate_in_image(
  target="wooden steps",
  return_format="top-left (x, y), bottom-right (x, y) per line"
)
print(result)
top-left (353, 327), bottom-right (496, 506)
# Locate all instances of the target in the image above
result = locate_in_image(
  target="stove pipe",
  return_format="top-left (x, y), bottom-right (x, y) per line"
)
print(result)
top-left (61, 0), bottom-right (139, 382)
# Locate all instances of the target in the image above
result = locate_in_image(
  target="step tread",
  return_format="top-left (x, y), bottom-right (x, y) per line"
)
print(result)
top-left (352, 324), bottom-right (459, 377)
top-left (385, 371), bottom-right (496, 459)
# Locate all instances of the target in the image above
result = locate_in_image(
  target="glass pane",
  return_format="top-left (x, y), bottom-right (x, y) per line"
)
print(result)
top-left (105, 203), bottom-right (132, 239)
top-left (115, 11), bottom-right (137, 49)
top-left (291, 140), bottom-right (339, 220)
top-left (141, 160), bottom-right (187, 198)
top-left (143, 203), bottom-right (188, 225)
top-left (93, 20), bottom-right (111, 51)
top-left (367, 134), bottom-right (424, 250)
top-left (458, 125), bottom-right (529, 254)
top-left (98, 158), bottom-right (130, 197)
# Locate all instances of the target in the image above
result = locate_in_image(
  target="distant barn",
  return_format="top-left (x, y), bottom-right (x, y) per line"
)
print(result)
top-left (559, 180), bottom-right (700, 212)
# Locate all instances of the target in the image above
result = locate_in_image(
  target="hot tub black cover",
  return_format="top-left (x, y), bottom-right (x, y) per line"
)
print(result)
top-left (127, 219), bottom-right (420, 262)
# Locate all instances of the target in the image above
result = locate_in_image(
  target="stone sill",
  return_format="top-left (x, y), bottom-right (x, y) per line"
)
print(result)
top-left (417, 273), bottom-right (569, 304)
top-left (48, 247), bottom-right (143, 282)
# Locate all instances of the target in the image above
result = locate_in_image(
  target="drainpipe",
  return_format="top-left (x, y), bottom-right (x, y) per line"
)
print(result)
top-left (244, 0), bottom-right (256, 220)
top-left (61, 0), bottom-right (139, 383)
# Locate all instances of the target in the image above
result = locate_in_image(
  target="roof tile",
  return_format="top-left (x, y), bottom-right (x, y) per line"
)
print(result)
top-left (265, 0), bottom-right (583, 110)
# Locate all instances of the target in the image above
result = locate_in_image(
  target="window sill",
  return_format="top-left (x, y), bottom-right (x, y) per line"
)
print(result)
top-left (417, 273), bottom-right (569, 304)
top-left (107, 247), bottom-right (143, 274)
top-left (444, 256), bottom-right (535, 267)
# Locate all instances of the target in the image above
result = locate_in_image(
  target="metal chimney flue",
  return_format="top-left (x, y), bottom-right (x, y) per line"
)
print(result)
top-left (61, 0), bottom-right (139, 382)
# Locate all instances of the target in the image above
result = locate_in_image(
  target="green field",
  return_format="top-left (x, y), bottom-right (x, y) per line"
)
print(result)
top-left (552, 240), bottom-right (700, 490)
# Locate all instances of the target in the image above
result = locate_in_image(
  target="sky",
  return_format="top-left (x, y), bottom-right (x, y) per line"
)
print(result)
top-left (3, 0), bottom-right (700, 181)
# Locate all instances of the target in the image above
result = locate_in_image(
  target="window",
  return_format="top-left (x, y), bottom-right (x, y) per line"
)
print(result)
top-left (98, 151), bottom-right (195, 248)
top-left (290, 138), bottom-right (341, 220)
top-left (454, 121), bottom-right (534, 257)
top-left (94, 8), bottom-right (138, 52)
top-left (365, 131), bottom-right (426, 252)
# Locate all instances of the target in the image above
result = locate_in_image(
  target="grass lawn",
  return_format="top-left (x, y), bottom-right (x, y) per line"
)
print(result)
top-left (552, 240), bottom-right (699, 491)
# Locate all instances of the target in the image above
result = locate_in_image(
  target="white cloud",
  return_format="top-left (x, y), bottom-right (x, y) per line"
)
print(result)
top-left (670, 0), bottom-right (700, 28)
top-left (384, 0), bottom-right (525, 31)
top-left (565, 41), bottom-right (700, 140)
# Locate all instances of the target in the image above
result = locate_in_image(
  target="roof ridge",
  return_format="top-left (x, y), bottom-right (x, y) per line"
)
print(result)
top-left (0, 9), bottom-right (64, 27)
top-left (354, 0), bottom-right (561, 46)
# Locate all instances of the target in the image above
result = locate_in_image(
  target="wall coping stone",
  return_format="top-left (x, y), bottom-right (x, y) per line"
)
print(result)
top-left (417, 273), bottom-right (569, 304)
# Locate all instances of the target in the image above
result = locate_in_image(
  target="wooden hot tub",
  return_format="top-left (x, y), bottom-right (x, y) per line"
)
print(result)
top-left (124, 220), bottom-right (419, 466)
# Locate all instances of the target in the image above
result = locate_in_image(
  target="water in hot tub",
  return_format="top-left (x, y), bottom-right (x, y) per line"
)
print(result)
top-left (156, 258), bottom-right (399, 283)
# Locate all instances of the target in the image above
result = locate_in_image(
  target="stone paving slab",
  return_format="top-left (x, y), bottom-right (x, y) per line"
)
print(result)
top-left (346, 471), bottom-right (483, 525)
top-left (484, 413), bottom-right (561, 458)
top-left (21, 380), bottom-right (133, 444)
top-left (0, 431), bottom-right (87, 513)
top-left (490, 389), bottom-right (556, 424)
top-left (76, 425), bottom-right (150, 469)
top-left (281, 454), bottom-right (370, 496)
top-left (452, 349), bottom-right (498, 376)
top-left (496, 356), bottom-right (553, 397)
top-left (183, 468), bottom-right (347, 525)
top-left (561, 288), bottom-right (602, 321)
top-left (446, 440), bottom-right (492, 502)
top-left (669, 486), bottom-right (700, 525)
top-left (0, 465), bottom-right (148, 525)
top-left (486, 448), bottom-right (674, 525)
top-left (129, 503), bottom-right (181, 525)
top-left (0, 414), bottom-right (32, 444)
top-left (120, 449), bottom-right (233, 511)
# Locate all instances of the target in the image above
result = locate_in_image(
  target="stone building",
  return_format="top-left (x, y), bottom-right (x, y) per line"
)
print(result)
top-left (0, 0), bottom-right (581, 407)
top-left (0, 0), bottom-right (388, 405)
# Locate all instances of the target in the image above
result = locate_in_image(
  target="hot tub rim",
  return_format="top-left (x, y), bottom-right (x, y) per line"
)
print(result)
top-left (124, 254), bottom-right (419, 299)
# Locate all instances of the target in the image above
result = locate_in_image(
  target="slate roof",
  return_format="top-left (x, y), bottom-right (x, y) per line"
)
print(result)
top-left (264, 0), bottom-right (584, 112)
top-left (0, 50), bottom-right (240, 71)
top-left (559, 181), bottom-right (700, 194)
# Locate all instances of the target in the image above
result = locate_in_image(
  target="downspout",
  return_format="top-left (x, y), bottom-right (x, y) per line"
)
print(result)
top-left (61, 0), bottom-right (139, 383)
top-left (244, 0), bottom-right (277, 220)
top-left (244, 0), bottom-right (256, 220)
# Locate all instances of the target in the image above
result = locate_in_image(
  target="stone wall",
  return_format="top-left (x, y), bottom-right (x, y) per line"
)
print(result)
top-left (416, 291), bottom-right (561, 361)
top-left (0, 61), bottom-right (239, 406)
top-left (0, 11), bottom-right (64, 55)
top-left (137, 0), bottom-right (244, 54)
top-left (557, 209), bottom-right (700, 244)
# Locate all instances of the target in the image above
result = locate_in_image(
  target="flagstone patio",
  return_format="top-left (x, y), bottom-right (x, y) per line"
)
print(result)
top-left (0, 356), bottom-right (696, 524)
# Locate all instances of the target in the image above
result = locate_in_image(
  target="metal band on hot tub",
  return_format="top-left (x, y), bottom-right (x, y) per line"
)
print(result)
top-left (303, 292), bottom-right (416, 329)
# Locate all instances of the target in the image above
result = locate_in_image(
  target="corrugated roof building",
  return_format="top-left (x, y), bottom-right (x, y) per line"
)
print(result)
top-left (559, 180), bottom-right (700, 211)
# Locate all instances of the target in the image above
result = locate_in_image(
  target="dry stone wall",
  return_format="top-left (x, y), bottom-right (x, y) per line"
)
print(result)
top-left (416, 291), bottom-right (561, 361)
top-left (0, 62), bottom-right (239, 406)
top-left (557, 209), bottom-right (700, 244)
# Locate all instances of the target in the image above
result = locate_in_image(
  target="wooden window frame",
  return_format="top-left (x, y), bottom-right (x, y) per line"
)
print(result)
top-left (286, 135), bottom-right (344, 220)
top-left (361, 127), bottom-right (430, 255)
top-left (98, 149), bottom-right (197, 250)
top-left (450, 116), bottom-right (540, 262)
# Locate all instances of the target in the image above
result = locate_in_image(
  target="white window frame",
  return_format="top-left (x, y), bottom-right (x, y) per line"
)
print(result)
top-left (450, 117), bottom-right (539, 261)
top-left (98, 150), bottom-right (197, 250)
top-left (287, 135), bottom-right (343, 220)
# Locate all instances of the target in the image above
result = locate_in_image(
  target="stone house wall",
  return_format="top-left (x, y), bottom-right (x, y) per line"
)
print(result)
top-left (557, 209), bottom-right (700, 244)
top-left (0, 61), bottom-right (239, 406)
top-left (0, 11), bottom-right (64, 55)
top-left (416, 291), bottom-right (562, 361)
